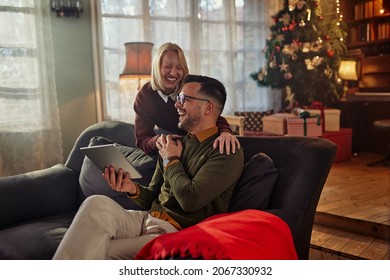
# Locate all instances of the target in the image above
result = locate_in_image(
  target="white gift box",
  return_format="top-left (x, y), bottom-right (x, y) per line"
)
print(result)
top-left (305, 109), bottom-right (341, 132)
top-left (262, 113), bottom-right (294, 135)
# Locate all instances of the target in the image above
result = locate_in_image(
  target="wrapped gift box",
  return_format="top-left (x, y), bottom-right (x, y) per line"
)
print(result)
top-left (262, 113), bottom-right (294, 135)
top-left (305, 108), bottom-right (341, 132)
top-left (321, 128), bottom-right (352, 162)
top-left (287, 116), bottom-right (322, 137)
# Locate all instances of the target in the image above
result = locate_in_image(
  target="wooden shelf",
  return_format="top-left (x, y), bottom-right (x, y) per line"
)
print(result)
top-left (341, 0), bottom-right (390, 92)
top-left (346, 13), bottom-right (390, 24)
top-left (347, 38), bottom-right (390, 49)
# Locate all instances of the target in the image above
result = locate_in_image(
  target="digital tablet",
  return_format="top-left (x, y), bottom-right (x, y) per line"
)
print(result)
top-left (80, 144), bottom-right (142, 179)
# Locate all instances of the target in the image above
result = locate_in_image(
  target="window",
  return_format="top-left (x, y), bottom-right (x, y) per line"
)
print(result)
top-left (0, 0), bottom-right (62, 176)
top-left (93, 0), bottom-right (278, 123)
top-left (0, 0), bottom-right (58, 132)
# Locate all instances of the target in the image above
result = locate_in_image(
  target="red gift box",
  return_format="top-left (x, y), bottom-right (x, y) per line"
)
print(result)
top-left (321, 128), bottom-right (352, 162)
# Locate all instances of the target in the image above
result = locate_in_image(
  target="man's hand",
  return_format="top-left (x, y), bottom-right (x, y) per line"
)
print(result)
top-left (156, 134), bottom-right (182, 159)
top-left (103, 166), bottom-right (138, 195)
top-left (156, 133), bottom-right (182, 148)
top-left (213, 132), bottom-right (240, 155)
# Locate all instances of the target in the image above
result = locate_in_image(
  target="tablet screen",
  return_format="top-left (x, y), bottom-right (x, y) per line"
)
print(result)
top-left (80, 144), bottom-right (142, 179)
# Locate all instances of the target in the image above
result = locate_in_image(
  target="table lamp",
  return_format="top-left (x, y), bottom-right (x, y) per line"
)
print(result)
top-left (338, 60), bottom-right (358, 101)
top-left (120, 42), bottom-right (154, 90)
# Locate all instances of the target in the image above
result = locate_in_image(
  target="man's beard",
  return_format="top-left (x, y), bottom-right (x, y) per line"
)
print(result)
top-left (178, 110), bottom-right (201, 131)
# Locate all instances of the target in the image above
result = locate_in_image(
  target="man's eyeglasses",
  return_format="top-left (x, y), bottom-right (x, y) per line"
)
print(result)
top-left (176, 93), bottom-right (210, 105)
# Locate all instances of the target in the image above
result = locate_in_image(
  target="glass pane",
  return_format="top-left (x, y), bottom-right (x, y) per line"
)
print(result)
top-left (0, 0), bottom-right (33, 7)
top-left (151, 20), bottom-right (190, 49)
top-left (101, 0), bottom-right (143, 15)
top-left (200, 23), bottom-right (227, 50)
top-left (0, 98), bottom-right (42, 132)
top-left (200, 50), bottom-right (228, 79)
top-left (102, 17), bottom-right (144, 48)
top-left (199, 0), bottom-right (225, 20)
top-left (103, 49), bottom-right (123, 81)
top-left (0, 56), bottom-right (38, 89)
top-left (235, 0), bottom-right (244, 21)
top-left (0, 11), bottom-right (36, 47)
top-left (149, 0), bottom-right (189, 17)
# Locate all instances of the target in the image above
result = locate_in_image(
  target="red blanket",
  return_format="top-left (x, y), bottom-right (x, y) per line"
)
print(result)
top-left (136, 209), bottom-right (298, 260)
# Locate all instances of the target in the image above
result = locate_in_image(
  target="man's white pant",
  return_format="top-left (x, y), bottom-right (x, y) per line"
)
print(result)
top-left (52, 195), bottom-right (178, 260)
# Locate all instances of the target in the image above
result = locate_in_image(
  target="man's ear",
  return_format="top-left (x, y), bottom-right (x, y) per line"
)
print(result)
top-left (204, 102), bottom-right (213, 115)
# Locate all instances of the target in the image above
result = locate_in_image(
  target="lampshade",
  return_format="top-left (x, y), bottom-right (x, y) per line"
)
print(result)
top-left (120, 42), bottom-right (154, 79)
top-left (338, 60), bottom-right (358, 81)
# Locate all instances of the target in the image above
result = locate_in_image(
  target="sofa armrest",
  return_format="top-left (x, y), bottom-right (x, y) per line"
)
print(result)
top-left (0, 164), bottom-right (80, 228)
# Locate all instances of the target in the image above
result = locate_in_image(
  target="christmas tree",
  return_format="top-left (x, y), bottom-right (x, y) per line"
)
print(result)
top-left (251, 0), bottom-right (348, 109)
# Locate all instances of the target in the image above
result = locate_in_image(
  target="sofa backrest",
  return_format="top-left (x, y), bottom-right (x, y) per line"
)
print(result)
top-left (66, 121), bottom-right (137, 173)
top-left (238, 136), bottom-right (336, 259)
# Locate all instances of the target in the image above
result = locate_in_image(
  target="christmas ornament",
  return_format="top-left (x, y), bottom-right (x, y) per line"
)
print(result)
top-left (327, 50), bottom-right (334, 57)
top-left (279, 61), bottom-right (289, 72)
top-left (284, 72), bottom-right (293, 80)
top-left (324, 65), bottom-right (333, 78)
top-left (250, 0), bottom-right (348, 108)
top-left (257, 70), bottom-right (265, 81)
top-left (282, 12), bottom-right (291, 25)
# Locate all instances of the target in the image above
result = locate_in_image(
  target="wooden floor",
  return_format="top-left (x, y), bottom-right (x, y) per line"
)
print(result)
top-left (310, 151), bottom-right (390, 260)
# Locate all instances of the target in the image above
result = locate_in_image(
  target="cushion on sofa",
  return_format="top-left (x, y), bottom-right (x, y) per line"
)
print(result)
top-left (234, 110), bottom-right (274, 132)
top-left (79, 136), bottom-right (157, 210)
top-left (0, 211), bottom-right (75, 260)
top-left (228, 153), bottom-right (278, 212)
top-left (135, 209), bottom-right (298, 260)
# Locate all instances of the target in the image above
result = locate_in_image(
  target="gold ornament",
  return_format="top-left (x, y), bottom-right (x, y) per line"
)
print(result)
top-left (324, 65), bottom-right (333, 78)
top-left (279, 61), bottom-right (289, 72)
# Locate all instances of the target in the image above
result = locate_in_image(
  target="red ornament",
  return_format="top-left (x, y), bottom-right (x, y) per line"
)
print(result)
top-left (276, 46), bottom-right (281, 52)
top-left (324, 35), bottom-right (330, 41)
top-left (327, 50), bottom-right (334, 57)
top-left (313, 1), bottom-right (319, 7)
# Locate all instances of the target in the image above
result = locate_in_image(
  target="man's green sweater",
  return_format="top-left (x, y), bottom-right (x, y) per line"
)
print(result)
top-left (131, 126), bottom-right (244, 229)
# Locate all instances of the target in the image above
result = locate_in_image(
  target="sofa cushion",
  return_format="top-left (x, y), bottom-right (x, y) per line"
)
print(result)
top-left (79, 136), bottom-right (157, 210)
top-left (234, 110), bottom-right (274, 132)
top-left (228, 153), bottom-right (277, 212)
top-left (0, 211), bottom-right (75, 260)
top-left (135, 209), bottom-right (297, 260)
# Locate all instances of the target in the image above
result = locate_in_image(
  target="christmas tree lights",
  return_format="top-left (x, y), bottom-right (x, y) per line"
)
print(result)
top-left (251, 0), bottom-right (348, 108)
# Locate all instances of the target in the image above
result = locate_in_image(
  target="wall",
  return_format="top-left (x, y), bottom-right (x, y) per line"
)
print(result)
top-left (50, 0), bottom-right (97, 160)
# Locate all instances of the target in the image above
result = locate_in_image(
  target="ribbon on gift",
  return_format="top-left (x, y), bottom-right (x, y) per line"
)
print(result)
top-left (309, 101), bottom-right (325, 131)
top-left (299, 110), bottom-right (321, 136)
top-left (298, 111), bottom-right (310, 136)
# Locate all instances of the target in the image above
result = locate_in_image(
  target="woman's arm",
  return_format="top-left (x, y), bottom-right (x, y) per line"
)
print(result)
top-left (134, 112), bottom-right (159, 154)
top-left (133, 84), bottom-right (161, 154)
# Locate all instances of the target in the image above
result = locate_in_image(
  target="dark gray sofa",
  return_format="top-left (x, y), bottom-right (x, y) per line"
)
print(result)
top-left (0, 120), bottom-right (336, 260)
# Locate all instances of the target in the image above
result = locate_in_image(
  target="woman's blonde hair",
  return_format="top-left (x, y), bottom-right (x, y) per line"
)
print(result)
top-left (150, 42), bottom-right (189, 93)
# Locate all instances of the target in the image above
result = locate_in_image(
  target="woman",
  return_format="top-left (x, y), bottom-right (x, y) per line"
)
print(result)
top-left (133, 42), bottom-right (239, 155)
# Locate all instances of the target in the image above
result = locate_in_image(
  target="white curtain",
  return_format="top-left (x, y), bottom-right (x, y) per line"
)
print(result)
top-left (0, 0), bottom-right (63, 176)
top-left (93, 0), bottom-right (284, 123)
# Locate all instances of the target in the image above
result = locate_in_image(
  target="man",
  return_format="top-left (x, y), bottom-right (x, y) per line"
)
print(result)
top-left (52, 75), bottom-right (244, 260)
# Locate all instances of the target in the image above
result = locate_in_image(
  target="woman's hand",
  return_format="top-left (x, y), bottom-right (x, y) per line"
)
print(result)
top-left (213, 132), bottom-right (240, 155)
top-left (103, 166), bottom-right (138, 195)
